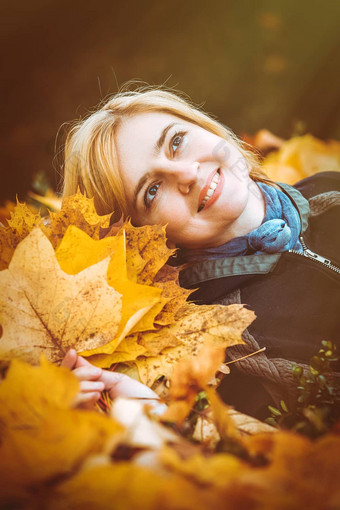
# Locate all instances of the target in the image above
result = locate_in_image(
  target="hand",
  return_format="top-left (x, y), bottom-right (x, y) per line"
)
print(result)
top-left (61, 349), bottom-right (165, 413)
top-left (61, 349), bottom-right (104, 408)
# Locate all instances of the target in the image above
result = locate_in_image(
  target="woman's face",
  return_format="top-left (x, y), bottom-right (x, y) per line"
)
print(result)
top-left (116, 112), bottom-right (261, 249)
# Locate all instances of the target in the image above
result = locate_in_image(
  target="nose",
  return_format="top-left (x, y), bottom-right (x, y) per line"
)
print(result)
top-left (163, 160), bottom-right (199, 194)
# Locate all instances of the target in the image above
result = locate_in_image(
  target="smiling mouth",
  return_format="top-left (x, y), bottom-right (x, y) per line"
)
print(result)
top-left (197, 169), bottom-right (221, 212)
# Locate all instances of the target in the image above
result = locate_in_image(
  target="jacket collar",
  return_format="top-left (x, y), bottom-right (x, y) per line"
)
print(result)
top-left (278, 182), bottom-right (310, 232)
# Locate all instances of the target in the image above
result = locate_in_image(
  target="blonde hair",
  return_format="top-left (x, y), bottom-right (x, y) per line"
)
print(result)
top-left (62, 86), bottom-right (270, 218)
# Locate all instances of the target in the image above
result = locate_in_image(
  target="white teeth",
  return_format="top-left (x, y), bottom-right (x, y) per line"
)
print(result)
top-left (198, 171), bottom-right (220, 211)
top-left (203, 173), bottom-right (220, 201)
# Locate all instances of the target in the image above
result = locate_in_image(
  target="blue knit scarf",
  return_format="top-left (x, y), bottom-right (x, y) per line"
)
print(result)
top-left (181, 183), bottom-right (303, 262)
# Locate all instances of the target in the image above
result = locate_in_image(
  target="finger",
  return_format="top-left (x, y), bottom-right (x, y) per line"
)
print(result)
top-left (73, 365), bottom-right (103, 381)
top-left (104, 372), bottom-right (166, 414)
top-left (102, 371), bottom-right (159, 400)
top-left (74, 355), bottom-right (93, 369)
top-left (79, 380), bottom-right (105, 393)
top-left (74, 391), bottom-right (102, 409)
top-left (60, 349), bottom-right (78, 369)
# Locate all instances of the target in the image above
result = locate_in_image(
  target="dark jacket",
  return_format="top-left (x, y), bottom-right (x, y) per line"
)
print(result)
top-left (178, 172), bottom-right (340, 418)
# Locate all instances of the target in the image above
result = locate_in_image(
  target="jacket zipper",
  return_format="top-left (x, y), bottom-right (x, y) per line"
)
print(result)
top-left (289, 236), bottom-right (340, 274)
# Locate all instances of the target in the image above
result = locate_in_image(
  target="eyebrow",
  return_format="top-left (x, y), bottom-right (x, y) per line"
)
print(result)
top-left (154, 121), bottom-right (177, 156)
top-left (132, 122), bottom-right (177, 209)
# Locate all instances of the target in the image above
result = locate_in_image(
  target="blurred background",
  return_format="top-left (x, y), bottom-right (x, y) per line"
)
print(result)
top-left (1, 0), bottom-right (340, 204)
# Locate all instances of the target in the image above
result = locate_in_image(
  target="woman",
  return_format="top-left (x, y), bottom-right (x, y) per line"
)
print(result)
top-left (62, 87), bottom-right (340, 418)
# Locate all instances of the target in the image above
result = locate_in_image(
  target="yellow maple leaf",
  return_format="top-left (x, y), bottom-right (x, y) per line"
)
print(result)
top-left (122, 221), bottom-right (175, 284)
top-left (0, 357), bottom-right (123, 508)
top-left (6, 199), bottom-right (41, 235)
top-left (106, 232), bottom-right (162, 344)
top-left (0, 200), bottom-right (41, 270)
top-left (133, 265), bottom-right (193, 332)
top-left (107, 334), bottom-right (148, 362)
top-left (153, 278), bottom-right (192, 327)
top-left (138, 330), bottom-right (181, 356)
top-left (83, 333), bottom-right (152, 367)
top-left (67, 224), bottom-right (194, 365)
top-left (0, 227), bottom-right (122, 364)
top-left (86, 303), bottom-right (245, 379)
top-left (44, 190), bottom-right (112, 249)
top-left (87, 303), bottom-right (252, 374)
top-left (55, 224), bottom-right (119, 273)
top-left (55, 225), bottom-right (163, 356)
top-left (133, 303), bottom-right (254, 387)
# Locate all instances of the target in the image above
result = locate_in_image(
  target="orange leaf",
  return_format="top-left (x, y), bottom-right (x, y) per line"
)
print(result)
top-left (44, 190), bottom-right (111, 249)
top-left (0, 200), bottom-right (41, 270)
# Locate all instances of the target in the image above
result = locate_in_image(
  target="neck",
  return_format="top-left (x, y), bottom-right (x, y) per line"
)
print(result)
top-left (222, 180), bottom-right (265, 244)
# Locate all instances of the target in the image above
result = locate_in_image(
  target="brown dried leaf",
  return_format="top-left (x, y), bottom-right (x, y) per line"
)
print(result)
top-left (122, 221), bottom-right (175, 284)
top-left (162, 343), bottom-right (225, 424)
top-left (201, 388), bottom-right (275, 447)
top-left (44, 190), bottom-right (111, 249)
top-left (225, 407), bottom-right (276, 436)
top-left (138, 331), bottom-right (181, 356)
top-left (153, 265), bottom-right (193, 326)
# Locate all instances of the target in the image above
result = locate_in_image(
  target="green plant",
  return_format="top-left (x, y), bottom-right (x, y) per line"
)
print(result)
top-left (266, 340), bottom-right (339, 437)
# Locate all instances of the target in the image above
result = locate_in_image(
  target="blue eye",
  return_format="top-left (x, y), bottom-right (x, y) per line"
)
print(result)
top-left (170, 131), bottom-right (186, 155)
top-left (144, 182), bottom-right (160, 209)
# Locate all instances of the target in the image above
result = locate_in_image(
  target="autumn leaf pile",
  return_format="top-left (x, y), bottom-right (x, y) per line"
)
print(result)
top-left (0, 192), bottom-right (253, 386)
top-left (1, 188), bottom-right (340, 509)
top-left (1, 348), bottom-right (340, 509)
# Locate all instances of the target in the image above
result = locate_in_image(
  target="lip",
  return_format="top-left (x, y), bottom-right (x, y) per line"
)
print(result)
top-left (197, 169), bottom-right (224, 212)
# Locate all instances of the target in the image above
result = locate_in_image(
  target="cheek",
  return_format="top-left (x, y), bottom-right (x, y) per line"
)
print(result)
top-left (160, 208), bottom-right (192, 241)
top-left (223, 162), bottom-right (251, 196)
top-left (225, 151), bottom-right (248, 179)
top-left (161, 208), bottom-right (187, 232)
top-left (216, 141), bottom-right (248, 176)
top-left (155, 190), bottom-right (188, 224)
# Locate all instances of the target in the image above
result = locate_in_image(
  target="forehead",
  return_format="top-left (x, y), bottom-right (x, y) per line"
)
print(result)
top-left (116, 111), bottom-right (179, 163)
